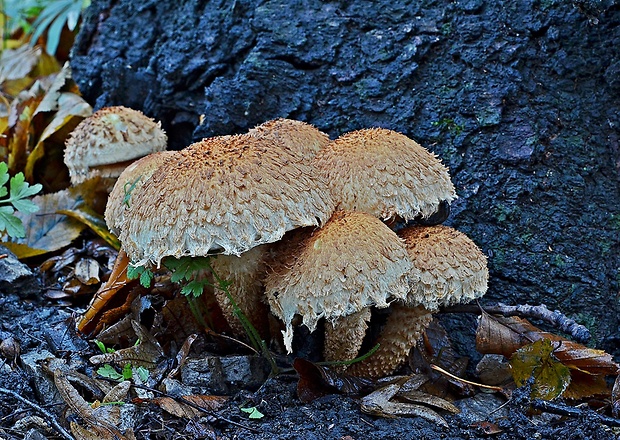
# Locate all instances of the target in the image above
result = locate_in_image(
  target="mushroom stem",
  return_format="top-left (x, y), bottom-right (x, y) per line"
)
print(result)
top-left (209, 246), bottom-right (270, 339)
top-left (323, 307), bottom-right (371, 371)
top-left (347, 304), bottom-right (433, 379)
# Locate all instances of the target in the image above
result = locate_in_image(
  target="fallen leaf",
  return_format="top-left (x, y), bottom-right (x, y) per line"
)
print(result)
top-left (471, 421), bottom-right (503, 435)
top-left (90, 321), bottom-right (164, 369)
top-left (77, 249), bottom-right (134, 334)
top-left (510, 338), bottom-right (571, 400)
top-left (360, 383), bottom-right (449, 427)
top-left (153, 395), bottom-right (228, 419)
top-left (293, 357), bottom-right (374, 403)
top-left (476, 312), bottom-right (619, 385)
top-left (410, 320), bottom-right (474, 397)
top-left (3, 188), bottom-right (85, 258)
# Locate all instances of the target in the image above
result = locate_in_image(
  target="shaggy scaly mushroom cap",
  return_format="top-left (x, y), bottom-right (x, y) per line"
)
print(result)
top-left (248, 118), bottom-right (330, 158)
top-left (119, 134), bottom-right (335, 267)
top-left (314, 128), bottom-right (456, 222)
top-left (348, 224), bottom-right (488, 378)
top-left (400, 224), bottom-right (489, 311)
top-left (64, 106), bottom-right (167, 186)
top-left (264, 210), bottom-right (413, 355)
top-left (105, 150), bottom-right (176, 236)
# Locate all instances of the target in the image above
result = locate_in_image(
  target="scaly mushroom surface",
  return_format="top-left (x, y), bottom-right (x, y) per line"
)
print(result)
top-left (314, 128), bottom-right (456, 223)
top-left (64, 106), bottom-right (167, 187)
top-left (348, 224), bottom-right (488, 378)
top-left (120, 134), bottom-right (335, 267)
top-left (264, 210), bottom-right (413, 358)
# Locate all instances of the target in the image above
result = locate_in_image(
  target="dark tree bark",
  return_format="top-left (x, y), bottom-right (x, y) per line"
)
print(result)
top-left (70, 0), bottom-right (620, 355)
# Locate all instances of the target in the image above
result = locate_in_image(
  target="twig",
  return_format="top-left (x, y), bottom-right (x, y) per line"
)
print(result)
top-left (429, 364), bottom-right (504, 392)
top-left (441, 302), bottom-right (591, 343)
top-left (0, 387), bottom-right (74, 440)
top-left (531, 399), bottom-right (620, 427)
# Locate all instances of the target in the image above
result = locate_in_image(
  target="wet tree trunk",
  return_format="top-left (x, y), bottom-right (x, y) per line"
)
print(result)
top-left (70, 0), bottom-right (620, 355)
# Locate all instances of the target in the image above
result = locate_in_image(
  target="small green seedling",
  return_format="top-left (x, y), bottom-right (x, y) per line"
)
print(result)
top-left (240, 406), bottom-right (264, 419)
top-left (96, 364), bottom-right (124, 381)
top-left (95, 340), bottom-right (116, 354)
top-left (0, 162), bottom-right (42, 238)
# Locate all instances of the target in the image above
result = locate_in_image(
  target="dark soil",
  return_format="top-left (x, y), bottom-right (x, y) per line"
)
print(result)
top-left (1, 285), bottom-right (619, 439)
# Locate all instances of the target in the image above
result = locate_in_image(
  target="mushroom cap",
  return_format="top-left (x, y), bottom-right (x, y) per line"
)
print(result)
top-left (247, 118), bottom-right (330, 158)
top-left (64, 106), bottom-right (167, 185)
top-left (264, 210), bottom-right (413, 352)
top-left (120, 134), bottom-right (335, 266)
top-left (105, 150), bottom-right (176, 236)
top-left (399, 225), bottom-right (488, 310)
top-left (314, 128), bottom-right (456, 221)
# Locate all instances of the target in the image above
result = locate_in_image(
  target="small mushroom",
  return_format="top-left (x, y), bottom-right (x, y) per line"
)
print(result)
top-left (263, 210), bottom-right (413, 362)
top-left (64, 106), bottom-right (167, 188)
top-left (105, 150), bottom-right (176, 236)
top-left (314, 128), bottom-right (456, 223)
top-left (247, 118), bottom-right (330, 158)
top-left (119, 134), bottom-right (335, 267)
top-left (347, 224), bottom-right (488, 378)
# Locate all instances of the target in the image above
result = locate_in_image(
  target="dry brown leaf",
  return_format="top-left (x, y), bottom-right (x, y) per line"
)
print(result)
top-left (54, 370), bottom-right (129, 440)
top-left (153, 395), bottom-right (228, 419)
top-left (77, 249), bottom-right (134, 334)
top-left (89, 321), bottom-right (164, 369)
top-left (293, 358), bottom-right (375, 403)
top-left (562, 370), bottom-right (611, 400)
top-left (360, 383), bottom-right (448, 427)
top-left (612, 375), bottom-right (620, 417)
top-left (476, 312), bottom-right (619, 378)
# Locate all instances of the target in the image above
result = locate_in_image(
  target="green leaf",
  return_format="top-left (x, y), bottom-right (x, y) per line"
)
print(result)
top-left (9, 172), bottom-right (42, 199)
top-left (122, 363), bottom-right (133, 380)
top-left (0, 205), bottom-right (24, 238)
top-left (180, 279), bottom-right (209, 298)
top-left (0, 162), bottom-right (9, 188)
top-left (510, 338), bottom-right (571, 400)
top-left (240, 406), bottom-right (265, 419)
top-left (135, 366), bottom-right (149, 382)
top-left (97, 364), bottom-right (123, 381)
top-left (127, 265), bottom-right (154, 288)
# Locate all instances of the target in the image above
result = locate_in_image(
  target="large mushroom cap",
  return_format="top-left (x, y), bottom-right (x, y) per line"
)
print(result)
top-left (105, 150), bottom-right (176, 236)
top-left (264, 210), bottom-right (413, 352)
top-left (399, 224), bottom-right (488, 310)
top-left (64, 106), bottom-right (167, 185)
top-left (120, 134), bottom-right (335, 266)
top-left (248, 118), bottom-right (330, 158)
top-left (314, 128), bottom-right (456, 222)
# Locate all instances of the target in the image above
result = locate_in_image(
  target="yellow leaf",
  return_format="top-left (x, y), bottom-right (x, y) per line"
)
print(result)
top-left (26, 91), bottom-right (92, 180)
top-left (57, 206), bottom-right (120, 250)
top-left (7, 189), bottom-right (85, 255)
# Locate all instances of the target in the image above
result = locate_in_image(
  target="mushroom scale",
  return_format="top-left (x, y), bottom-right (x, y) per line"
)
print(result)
top-left (348, 224), bottom-right (488, 378)
top-left (105, 150), bottom-right (176, 236)
top-left (264, 210), bottom-right (413, 353)
top-left (120, 134), bottom-right (335, 266)
top-left (346, 304), bottom-right (433, 378)
top-left (399, 224), bottom-right (489, 311)
top-left (314, 128), bottom-right (456, 222)
top-left (64, 106), bottom-right (167, 186)
top-left (247, 118), bottom-right (330, 158)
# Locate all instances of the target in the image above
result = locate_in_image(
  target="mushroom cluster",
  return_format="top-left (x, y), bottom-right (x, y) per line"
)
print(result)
top-left (103, 117), bottom-right (488, 378)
